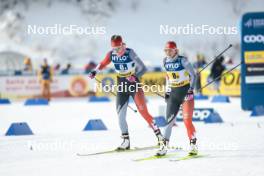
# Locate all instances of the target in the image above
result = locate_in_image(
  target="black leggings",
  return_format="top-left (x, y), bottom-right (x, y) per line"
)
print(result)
top-left (163, 84), bottom-right (189, 140)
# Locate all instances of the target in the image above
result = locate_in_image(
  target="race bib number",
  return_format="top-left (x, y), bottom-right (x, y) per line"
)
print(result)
top-left (115, 64), bottom-right (128, 71)
top-left (168, 72), bottom-right (179, 80)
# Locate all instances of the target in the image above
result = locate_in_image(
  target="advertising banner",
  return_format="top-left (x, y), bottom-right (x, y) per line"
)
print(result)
top-left (200, 70), bottom-right (240, 96)
top-left (241, 12), bottom-right (264, 110)
top-left (0, 75), bottom-right (96, 99)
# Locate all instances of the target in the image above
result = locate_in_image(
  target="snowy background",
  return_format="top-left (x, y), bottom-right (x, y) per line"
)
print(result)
top-left (0, 0), bottom-right (264, 69)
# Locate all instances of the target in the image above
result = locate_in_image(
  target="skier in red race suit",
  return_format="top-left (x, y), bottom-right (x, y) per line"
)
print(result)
top-left (88, 35), bottom-right (164, 150)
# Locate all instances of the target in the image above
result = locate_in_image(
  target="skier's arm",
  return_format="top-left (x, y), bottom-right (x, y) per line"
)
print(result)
top-left (88, 52), bottom-right (111, 79)
top-left (129, 49), bottom-right (147, 78)
top-left (182, 57), bottom-right (196, 90)
top-left (162, 58), bottom-right (170, 101)
top-left (162, 58), bottom-right (171, 93)
top-left (96, 52), bottom-right (111, 71)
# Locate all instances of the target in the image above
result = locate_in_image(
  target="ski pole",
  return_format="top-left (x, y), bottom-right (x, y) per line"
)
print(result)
top-left (197, 44), bottom-right (232, 74)
top-left (152, 62), bottom-right (241, 98)
top-left (94, 77), bottom-right (138, 113)
top-left (198, 62), bottom-right (242, 91)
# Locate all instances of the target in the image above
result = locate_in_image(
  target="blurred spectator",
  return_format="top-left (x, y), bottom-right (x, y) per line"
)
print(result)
top-left (61, 63), bottom-right (71, 75)
top-left (84, 61), bottom-right (96, 73)
top-left (193, 54), bottom-right (207, 94)
top-left (54, 63), bottom-right (61, 72)
top-left (38, 58), bottom-right (53, 101)
top-left (193, 54), bottom-right (207, 69)
top-left (208, 56), bottom-right (226, 93)
top-left (153, 66), bottom-right (162, 72)
top-left (23, 57), bottom-right (33, 72)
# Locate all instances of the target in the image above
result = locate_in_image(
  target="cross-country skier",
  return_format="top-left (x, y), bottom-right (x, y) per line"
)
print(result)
top-left (156, 41), bottom-right (198, 156)
top-left (88, 35), bottom-right (164, 150)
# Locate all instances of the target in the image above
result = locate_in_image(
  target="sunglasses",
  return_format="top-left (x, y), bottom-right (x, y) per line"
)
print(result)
top-left (164, 48), bottom-right (176, 52)
top-left (113, 46), bottom-right (123, 52)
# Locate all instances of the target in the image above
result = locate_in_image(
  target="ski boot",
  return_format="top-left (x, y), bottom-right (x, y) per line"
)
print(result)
top-left (116, 133), bottom-right (130, 151)
top-left (152, 123), bottom-right (165, 146)
top-left (189, 138), bottom-right (198, 156)
top-left (156, 138), bottom-right (169, 156)
top-left (154, 128), bottom-right (164, 146)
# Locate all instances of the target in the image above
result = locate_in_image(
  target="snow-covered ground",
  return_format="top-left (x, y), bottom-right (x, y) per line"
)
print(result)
top-left (0, 97), bottom-right (264, 176)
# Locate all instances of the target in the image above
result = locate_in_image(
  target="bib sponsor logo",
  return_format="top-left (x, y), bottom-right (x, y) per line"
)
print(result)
top-left (112, 55), bottom-right (128, 62)
top-left (165, 63), bottom-right (180, 70)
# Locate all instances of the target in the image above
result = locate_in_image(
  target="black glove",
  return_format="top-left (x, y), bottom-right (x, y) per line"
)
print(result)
top-left (88, 70), bottom-right (97, 79)
top-left (165, 92), bottom-right (170, 103)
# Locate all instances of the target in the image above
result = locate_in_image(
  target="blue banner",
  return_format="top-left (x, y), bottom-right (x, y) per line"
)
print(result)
top-left (241, 12), bottom-right (264, 110)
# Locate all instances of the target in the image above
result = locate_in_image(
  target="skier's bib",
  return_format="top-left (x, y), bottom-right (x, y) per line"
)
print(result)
top-left (111, 49), bottom-right (136, 77)
top-left (164, 56), bottom-right (190, 87)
